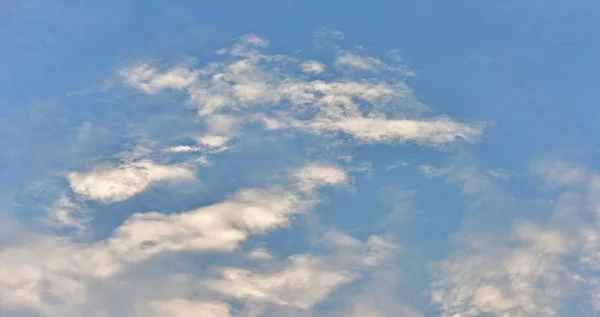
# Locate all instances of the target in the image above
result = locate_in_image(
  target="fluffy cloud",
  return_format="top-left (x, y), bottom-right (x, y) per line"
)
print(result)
top-left (68, 160), bottom-right (195, 203)
top-left (0, 237), bottom-right (117, 314)
top-left (206, 231), bottom-right (397, 311)
top-left (206, 255), bottom-right (356, 309)
top-left (295, 164), bottom-right (349, 192)
top-left (432, 223), bottom-right (570, 317)
top-left (108, 187), bottom-right (305, 260)
top-left (0, 165), bottom-right (350, 316)
top-left (430, 159), bottom-right (600, 316)
top-left (301, 60), bottom-right (326, 74)
top-left (106, 164), bottom-right (347, 262)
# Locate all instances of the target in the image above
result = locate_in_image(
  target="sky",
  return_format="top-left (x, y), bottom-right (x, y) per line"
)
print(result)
top-left (2, 0), bottom-right (600, 316)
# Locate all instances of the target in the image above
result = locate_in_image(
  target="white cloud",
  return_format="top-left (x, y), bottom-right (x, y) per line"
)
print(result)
top-left (418, 165), bottom-right (450, 179)
top-left (205, 114), bottom-right (241, 136)
top-left (334, 54), bottom-right (386, 71)
top-left (68, 160), bottom-right (195, 203)
top-left (295, 164), bottom-right (349, 192)
top-left (166, 145), bottom-right (200, 153)
top-left (301, 60), bottom-right (326, 74)
top-left (450, 165), bottom-right (495, 196)
top-left (431, 224), bottom-right (570, 316)
top-left (355, 236), bottom-right (398, 268)
top-left (206, 255), bottom-right (356, 309)
top-left (46, 193), bottom-right (88, 230)
top-left (166, 135), bottom-right (229, 155)
top-left (121, 64), bottom-right (198, 94)
top-left (344, 267), bottom-right (422, 317)
top-left (536, 160), bottom-right (589, 187)
top-left (8, 33), bottom-right (497, 317)
top-left (206, 232), bottom-right (395, 311)
top-left (386, 160), bottom-right (410, 170)
top-left (586, 174), bottom-right (600, 215)
top-left (347, 301), bottom-right (421, 317)
top-left (197, 135), bottom-right (229, 149)
top-left (0, 164), bottom-right (352, 315)
top-left (320, 229), bottom-right (363, 249)
top-left (311, 229), bottom-right (416, 317)
top-left (120, 34), bottom-right (482, 148)
top-left (248, 247), bottom-right (274, 260)
top-left (537, 166), bottom-right (600, 314)
top-left (0, 187), bottom-right (304, 314)
top-left (231, 33), bottom-right (270, 57)
top-left (140, 299), bottom-right (231, 317)
top-left (420, 157), bottom-right (600, 316)
top-left (305, 117), bottom-right (481, 145)
top-left (377, 185), bottom-right (418, 224)
top-left (429, 161), bottom-right (600, 317)
top-left (107, 188), bottom-right (305, 260)
top-left (0, 237), bottom-right (119, 315)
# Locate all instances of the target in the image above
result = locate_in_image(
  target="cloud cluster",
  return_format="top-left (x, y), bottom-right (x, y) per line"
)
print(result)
top-left (431, 159), bottom-right (600, 316)
top-left (68, 160), bottom-right (195, 204)
top-left (0, 164), bottom-right (353, 316)
top-left (121, 34), bottom-right (482, 147)
top-left (4, 32), bottom-right (486, 317)
top-left (203, 230), bottom-right (398, 316)
top-left (432, 223), bottom-right (569, 316)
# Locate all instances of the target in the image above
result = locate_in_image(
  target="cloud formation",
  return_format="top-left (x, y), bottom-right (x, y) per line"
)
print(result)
top-left (4, 32), bottom-right (488, 317)
top-left (0, 164), bottom-right (353, 316)
top-left (120, 34), bottom-right (482, 147)
top-left (138, 300), bottom-right (231, 317)
top-left (429, 159), bottom-right (600, 316)
top-left (334, 53), bottom-right (386, 71)
top-left (68, 160), bottom-right (195, 203)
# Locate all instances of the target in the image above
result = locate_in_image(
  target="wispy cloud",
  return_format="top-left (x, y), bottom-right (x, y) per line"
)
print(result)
top-left (429, 156), bottom-right (600, 316)
top-left (45, 193), bottom-right (89, 231)
top-left (120, 34), bottom-right (482, 148)
top-left (418, 165), bottom-right (450, 178)
top-left (334, 53), bottom-right (386, 71)
top-left (535, 160), bottom-right (589, 187)
top-left (120, 64), bottom-right (199, 95)
top-left (206, 255), bottom-right (356, 309)
top-left (432, 223), bottom-right (570, 316)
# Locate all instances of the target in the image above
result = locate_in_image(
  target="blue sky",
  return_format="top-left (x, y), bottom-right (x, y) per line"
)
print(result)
top-left (2, 1), bottom-right (600, 316)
